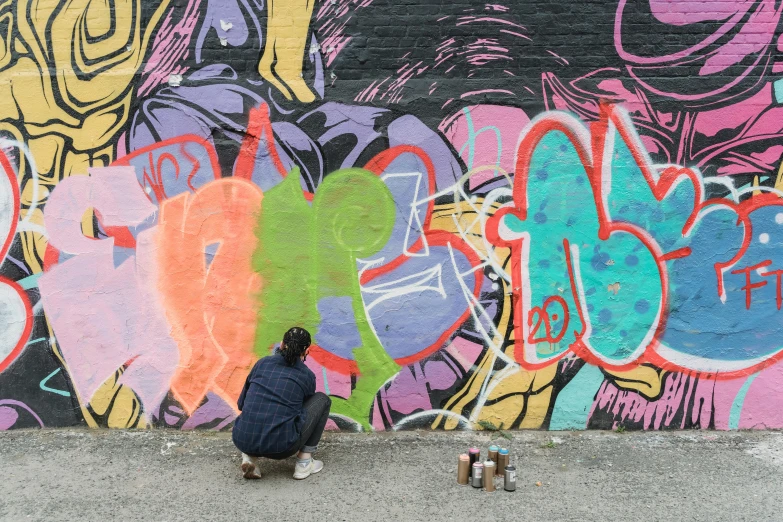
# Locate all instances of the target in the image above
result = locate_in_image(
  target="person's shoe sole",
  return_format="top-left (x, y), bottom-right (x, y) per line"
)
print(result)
top-left (241, 462), bottom-right (261, 479)
top-left (293, 465), bottom-right (323, 480)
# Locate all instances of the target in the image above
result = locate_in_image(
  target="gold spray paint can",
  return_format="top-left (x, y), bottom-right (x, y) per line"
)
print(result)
top-left (483, 460), bottom-right (496, 492)
top-left (496, 448), bottom-right (509, 476)
top-left (488, 445), bottom-right (499, 467)
top-left (457, 454), bottom-right (470, 485)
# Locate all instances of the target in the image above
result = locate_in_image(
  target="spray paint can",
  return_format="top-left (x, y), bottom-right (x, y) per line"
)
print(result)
top-left (468, 447), bottom-right (480, 469)
top-left (457, 454), bottom-right (470, 485)
top-left (504, 464), bottom-right (517, 492)
top-left (488, 445), bottom-right (499, 467)
top-left (471, 461), bottom-right (483, 488)
top-left (496, 448), bottom-right (509, 476)
top-left (483, 460), bottom-right (496, 492)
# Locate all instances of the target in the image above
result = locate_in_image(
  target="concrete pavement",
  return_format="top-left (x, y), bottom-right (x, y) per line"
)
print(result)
top-left (1, 429), bottom-right (782, 521)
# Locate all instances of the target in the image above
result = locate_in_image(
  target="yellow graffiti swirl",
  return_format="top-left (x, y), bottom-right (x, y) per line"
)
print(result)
top-left (0, 0), bottom-right (169, 272)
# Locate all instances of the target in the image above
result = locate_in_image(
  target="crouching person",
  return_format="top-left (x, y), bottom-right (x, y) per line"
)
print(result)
top-left (232, 327), bottom-right (331, 480)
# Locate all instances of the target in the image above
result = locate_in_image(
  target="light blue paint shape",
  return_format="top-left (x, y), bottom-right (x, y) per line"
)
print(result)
top-left (17, 273), bottom-right (40, 290)
top-left (775, 79), bottom-right (783, 104)
top-left (457, 107), bottom-right (503, 175)
top-left (315, 296), bottom-right (362, 360)
top-left (729, 372), bottom-right (760, 430)
top-left (322, 367), bottom-right (330, 395)
top-left (39, 368), bottom-right (71, 397)
top-left (549, 363), bottom-right (604, 430)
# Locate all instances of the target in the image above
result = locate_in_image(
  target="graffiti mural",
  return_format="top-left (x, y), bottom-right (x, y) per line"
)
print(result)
top-left (2, 0), bottom-right (783, 431)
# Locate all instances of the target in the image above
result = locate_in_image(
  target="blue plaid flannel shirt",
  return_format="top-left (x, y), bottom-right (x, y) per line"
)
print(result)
top-left (232, 352), bottom-right (316, 456)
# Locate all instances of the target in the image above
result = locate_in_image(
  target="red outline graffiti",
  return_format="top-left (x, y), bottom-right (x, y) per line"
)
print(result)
top-left (235, 103), bottom-right (287, 179)
top-left (0, 151), bottom-right (20, 261)
top-left (242, 125), bottom-right (484, 374)
top-left (646, 193), bottom-right (783, 378)
top-left (42, 134), bottom-right (224, 270)
top-left (528, 295), bottom-right (570, 345)
top-left (0, 276), bottom-right (34, 373)
top-left (114, 133), bottom-right (222, 201)
top-left (0, 151), bottom-right (32, 373)
top-left (487, 102), bottom-right (783, 378)
top-left (486, 103), bottom-right (696, 372)
top-left (304, 145), bottom-right (483, 374)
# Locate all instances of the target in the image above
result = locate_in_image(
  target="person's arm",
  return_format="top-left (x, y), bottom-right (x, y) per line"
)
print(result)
top-left (237, 361), bottom-right (257, 411)
top-left (237, 376), bottom-right (250, 411)
top-left (302, 365), bottom-right (316, 400)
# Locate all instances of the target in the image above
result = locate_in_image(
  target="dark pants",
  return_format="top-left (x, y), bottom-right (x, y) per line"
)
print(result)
top-left (255, 392), bottom-right (331, 460)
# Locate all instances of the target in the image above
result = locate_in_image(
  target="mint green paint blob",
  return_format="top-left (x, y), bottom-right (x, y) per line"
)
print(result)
top-left (17, 273), bottom-right (40, 290)
top-left (775, 78), bottom-right (783, 104)
top-left (504, 213), bottom-right (527, 233)
top-left (253, 167), bottom-right (399, 430)
top-left (606, 126), bottom-right (696, 254)
top-left (549, 363), bottom-right (604, 430)
top-left (321, 367), bottom-right (330, 396)
top-left (39, 368), bottom-right (71, 397)
top-left (458, 107), bottom-right (503, 174)
top-left (502, 130), bottom-right (662, 365)
top-left (729, 372), bottom-right (760, 430)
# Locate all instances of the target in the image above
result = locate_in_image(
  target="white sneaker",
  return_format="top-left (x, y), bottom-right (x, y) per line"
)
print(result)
top-left (293, 459), bottom-right (323, 480)
top-left (241, 453), bottom-right (261, 479)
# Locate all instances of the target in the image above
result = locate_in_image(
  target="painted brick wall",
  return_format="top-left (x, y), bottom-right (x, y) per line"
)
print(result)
top-left (1, 0), bottom-right (782, 431)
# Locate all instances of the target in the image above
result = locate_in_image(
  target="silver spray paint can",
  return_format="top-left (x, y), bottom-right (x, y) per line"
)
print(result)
top-left (504, 464), bottom-right (516, 492)
top-left (471, 461), bottom-right (483, 488)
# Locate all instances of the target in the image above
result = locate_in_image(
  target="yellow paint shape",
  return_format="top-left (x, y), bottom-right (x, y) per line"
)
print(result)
top-left (87, 365), bottom-right (147, 429)
top-left (258, 0), bottom-right (316, 103)
top-left (7, 0), bottom-right (170, 275)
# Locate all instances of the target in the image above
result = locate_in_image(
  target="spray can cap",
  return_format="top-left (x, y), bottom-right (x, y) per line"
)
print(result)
top-left (505, 465), bottom-right (516, 471)
top-left (484, 459), bottom-right (494, 466)
top-left (469, 447), bottom-right (480, 454)
top-left (459, 454), bottom-right (469, 461)
top-left (499, 448), bottom-right (509, 455)
top-left (472, 462), bottom-right (483, 468)
top-left (488, 445), bottom-right (498, 451)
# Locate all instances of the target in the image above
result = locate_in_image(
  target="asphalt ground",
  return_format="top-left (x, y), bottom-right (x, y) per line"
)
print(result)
top-left (1, 429), bottom-right (781, 521)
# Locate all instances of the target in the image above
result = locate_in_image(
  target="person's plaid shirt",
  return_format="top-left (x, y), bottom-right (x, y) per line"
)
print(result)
top-left (232, 352), bottom-right (316, 455)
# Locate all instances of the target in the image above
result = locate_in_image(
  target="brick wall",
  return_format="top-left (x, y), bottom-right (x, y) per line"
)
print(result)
top-left (0, 0), bottom-right (782, 432)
